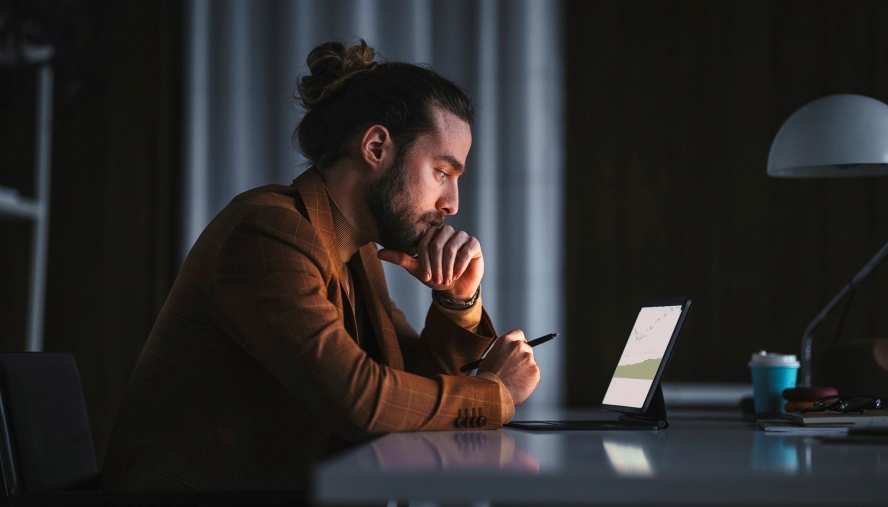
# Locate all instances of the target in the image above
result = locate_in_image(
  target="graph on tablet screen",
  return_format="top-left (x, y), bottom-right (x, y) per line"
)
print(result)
top-left (602, 305), bottom-right (683, 408)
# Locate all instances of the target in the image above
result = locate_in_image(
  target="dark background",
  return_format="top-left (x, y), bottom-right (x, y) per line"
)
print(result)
top-left (0, 0), bottom-right (181, 466)
top-left (2, 0), bottom-right (887, 465)
top-left (565, 0), bottom-right (888, 405)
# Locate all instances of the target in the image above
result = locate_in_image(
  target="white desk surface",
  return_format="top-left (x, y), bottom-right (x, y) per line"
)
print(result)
top-left (312, 407), bottom-right (888, 506)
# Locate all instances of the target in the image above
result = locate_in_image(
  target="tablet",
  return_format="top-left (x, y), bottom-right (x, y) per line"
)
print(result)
top-left (600, 297), bottom-right (692, 415)
top-left (507, 297), bottom-right (692, 431)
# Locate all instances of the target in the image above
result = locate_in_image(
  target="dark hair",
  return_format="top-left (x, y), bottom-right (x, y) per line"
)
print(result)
top-left (295, 40), bottom-right (475, 169)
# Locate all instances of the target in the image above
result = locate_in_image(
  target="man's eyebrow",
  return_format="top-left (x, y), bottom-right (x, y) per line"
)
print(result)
top-left (435, 154), bottom-right (465, 174)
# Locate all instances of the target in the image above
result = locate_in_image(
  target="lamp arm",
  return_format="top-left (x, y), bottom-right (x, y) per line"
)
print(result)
top-left (800, 237), bottom-right (888, 387)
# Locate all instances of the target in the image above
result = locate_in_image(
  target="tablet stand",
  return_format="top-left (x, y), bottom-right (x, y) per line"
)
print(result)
top-left (618, 383), bottom-right (669, 429)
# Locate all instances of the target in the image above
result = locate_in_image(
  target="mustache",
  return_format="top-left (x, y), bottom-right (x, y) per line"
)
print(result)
top-left (407, 212), bottom-right (446, 258)
top-left (422, 212), bottom-right (446, 228)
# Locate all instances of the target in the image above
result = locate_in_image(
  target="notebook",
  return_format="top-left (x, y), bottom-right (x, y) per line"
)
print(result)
top-left (507, 297), bottom-right (692, 431)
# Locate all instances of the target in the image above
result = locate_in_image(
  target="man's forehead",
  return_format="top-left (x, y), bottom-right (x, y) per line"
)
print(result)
top-left (423, 107), bottom-right (472, 165)
top-left (431, 107), bottom-right (471, 136)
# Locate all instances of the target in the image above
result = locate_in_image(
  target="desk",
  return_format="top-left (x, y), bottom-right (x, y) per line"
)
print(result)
top-left (312, 408), bottom-right (888, 506)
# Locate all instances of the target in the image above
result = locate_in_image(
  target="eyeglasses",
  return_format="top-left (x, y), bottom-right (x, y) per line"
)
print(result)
top-left (801, 395), bottom-right (882, 414)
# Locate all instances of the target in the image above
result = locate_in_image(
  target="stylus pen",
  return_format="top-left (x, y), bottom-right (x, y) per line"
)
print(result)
top-left (459, 333), bottom-right (558, 373)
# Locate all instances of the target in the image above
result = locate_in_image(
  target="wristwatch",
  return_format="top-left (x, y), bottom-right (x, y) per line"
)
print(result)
top-left (434, 285), bottom-right (480, 311)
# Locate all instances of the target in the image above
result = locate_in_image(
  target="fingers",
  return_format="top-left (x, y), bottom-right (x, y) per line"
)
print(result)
top-left (504, 331), bottom-right (536, 371)
top-left (377, 249), bottom-right (421, 277)
top-left (452, 236), bottom-right (480, 281)
top-left (499, 330), bottom-right (531, 355)
top-left (439, 229), bottom-right (469, 285)
top-left (440, 231), bottom-right (462, 284)
top-left (415, 227), bottom-right (435, 283)
top-left (427, 225), bottom-right (456, 284)
top-left (419, 226), bottom-right (479, 286)
top-left (380, 225), bottom-right (483, 293)
top-left (501, 329), bottom-right (527, 343)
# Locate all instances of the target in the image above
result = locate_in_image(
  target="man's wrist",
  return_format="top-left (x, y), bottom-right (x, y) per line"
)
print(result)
top-left (434, 285), bottom-right (480, 311)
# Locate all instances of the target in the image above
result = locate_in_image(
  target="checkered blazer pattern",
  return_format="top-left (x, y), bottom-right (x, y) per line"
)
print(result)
top-left (101, 168), bottom-right (509, 492)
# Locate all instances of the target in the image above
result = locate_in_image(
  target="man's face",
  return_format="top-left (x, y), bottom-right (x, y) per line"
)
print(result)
top-left (366, 108), bottom-right (472, 255)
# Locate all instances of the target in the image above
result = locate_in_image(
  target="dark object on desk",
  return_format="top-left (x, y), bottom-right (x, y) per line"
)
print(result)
top-left (781, 386), bottom-right (840, 414)
top-left (783, 386), bottom-right (839, 401)
top-left (0, 353), bottom-right (99, 496)
top-left (784, 400), bottom-right (813, 412)
top-left (800, 394), bottom-right (881, 414)
top-left (814, 340), bottom-right (888, 400)
top-left (459, 333), bottom-right (557, 372)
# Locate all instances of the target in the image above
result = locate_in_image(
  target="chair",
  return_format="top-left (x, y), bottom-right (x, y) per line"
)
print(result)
top-left (0, 353), bottom-right (99, 498)
top-left (0, 353), bottom-right (303, 507)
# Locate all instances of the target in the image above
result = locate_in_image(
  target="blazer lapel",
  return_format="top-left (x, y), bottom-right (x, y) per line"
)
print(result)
top-left (351, 245), bottom-right (405, 371)
top-left (292, 168), bottom-right (358, 341)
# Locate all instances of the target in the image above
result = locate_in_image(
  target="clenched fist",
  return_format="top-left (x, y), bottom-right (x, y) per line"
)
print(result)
top-left (477, 329), bottom-right (540, 406)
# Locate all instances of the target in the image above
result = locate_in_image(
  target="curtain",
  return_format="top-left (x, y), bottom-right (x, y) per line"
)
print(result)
top-left (183, 0), bottom-right (564, 411)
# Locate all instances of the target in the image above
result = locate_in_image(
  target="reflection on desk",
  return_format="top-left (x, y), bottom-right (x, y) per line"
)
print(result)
top-left (313, 409), bottom-right (888, 506)
top-left (352, 431), bottom-right (539, 474)
top-left (602, 437), bottom-right (657, 477)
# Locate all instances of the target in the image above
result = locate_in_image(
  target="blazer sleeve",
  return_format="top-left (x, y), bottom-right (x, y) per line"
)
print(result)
top-left (209, 206), bottom-right (512, 442)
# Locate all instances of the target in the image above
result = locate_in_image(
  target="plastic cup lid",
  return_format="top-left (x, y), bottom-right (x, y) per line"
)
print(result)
top-left (748, 350), bottom-right (800, 368)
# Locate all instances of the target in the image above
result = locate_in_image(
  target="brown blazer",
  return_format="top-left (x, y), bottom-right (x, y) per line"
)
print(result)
top-left (101, 168), bottom-right (512, 492)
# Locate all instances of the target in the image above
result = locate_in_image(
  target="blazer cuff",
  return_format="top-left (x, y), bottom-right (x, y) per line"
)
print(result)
top-left (432, 290), bottom-right (484, 333)
top-left (475, 372), bottom-right (515, 423)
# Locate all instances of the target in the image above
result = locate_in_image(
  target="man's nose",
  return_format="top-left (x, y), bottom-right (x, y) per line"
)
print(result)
top-left (438, 183), bottom-right (459, 215)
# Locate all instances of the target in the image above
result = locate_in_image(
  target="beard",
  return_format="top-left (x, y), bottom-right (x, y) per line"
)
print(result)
top-left (365, 152), bottom-right (445, 255)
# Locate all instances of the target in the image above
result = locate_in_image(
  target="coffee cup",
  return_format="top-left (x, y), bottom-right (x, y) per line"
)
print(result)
top-left (748, 351), bottom-right (800, 415)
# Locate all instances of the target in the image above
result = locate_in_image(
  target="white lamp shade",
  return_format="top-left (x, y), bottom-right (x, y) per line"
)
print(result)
top-left (767, 94), bottom-right (888, 178)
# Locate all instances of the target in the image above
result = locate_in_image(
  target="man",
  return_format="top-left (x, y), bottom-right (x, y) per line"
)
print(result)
top-left (102, 40), bottom-right (540, 492)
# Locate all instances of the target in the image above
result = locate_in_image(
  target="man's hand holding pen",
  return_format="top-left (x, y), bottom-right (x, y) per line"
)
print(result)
top-left (477, 330), bottom-right (541, 406)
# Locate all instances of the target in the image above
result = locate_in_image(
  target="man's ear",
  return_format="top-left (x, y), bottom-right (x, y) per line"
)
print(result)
top-left (360, 125), bottom-right (394, 172)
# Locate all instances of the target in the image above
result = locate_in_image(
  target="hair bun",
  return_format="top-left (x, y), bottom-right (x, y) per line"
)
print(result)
top-left (298, 40), bottom-right (377, 108)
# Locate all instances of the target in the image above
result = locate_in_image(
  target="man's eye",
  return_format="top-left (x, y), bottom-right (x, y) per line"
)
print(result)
top-left (436, 169), bottom-right (448, 180)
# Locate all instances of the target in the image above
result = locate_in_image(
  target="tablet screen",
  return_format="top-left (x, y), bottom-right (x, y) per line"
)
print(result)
top-left (601, 304), bottom-right (685, 409)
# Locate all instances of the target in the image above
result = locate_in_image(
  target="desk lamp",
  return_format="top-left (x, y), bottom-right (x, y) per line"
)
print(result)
top-left (767, 94), bottom-right (888, 388)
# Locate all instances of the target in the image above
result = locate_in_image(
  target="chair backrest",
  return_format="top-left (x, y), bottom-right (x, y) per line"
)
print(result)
top-left (0, 352), bottom-right (99, 496)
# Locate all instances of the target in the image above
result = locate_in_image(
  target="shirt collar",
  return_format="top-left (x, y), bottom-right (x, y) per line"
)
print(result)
top-left (327, 189), bottom-right (365, 263)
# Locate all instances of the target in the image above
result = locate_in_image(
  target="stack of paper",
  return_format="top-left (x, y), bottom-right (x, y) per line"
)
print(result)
top-left (784, 411), bottom-right (888, 430)
top-left (757, 419), bottom-right (850, 434)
